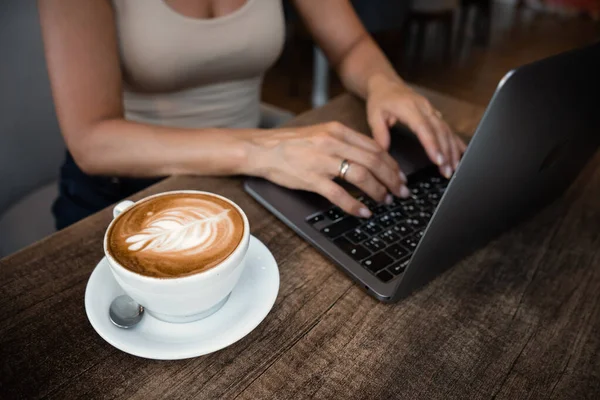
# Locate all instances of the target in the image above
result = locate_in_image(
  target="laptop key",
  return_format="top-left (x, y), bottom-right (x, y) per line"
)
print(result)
top-left (326, 207), bottom-right (345, 221)
top-left (386, 243), bottom-right (409, 259)
top-left (409, 187), bottom-right (423, 197)
top-left (402, 203), bottom-right (418, 214)
top-left (428, 192), bottom-right (441, 202)
top-left (362, 221), bottom-right (382, 235)
top-left (376, 269), bottom-right (394, 283)
top-left (364, 237), bottom-right (386, 252)
top-left (392, 223), bottom-right (413, 237)
top-left (389, 258), bottom-right (411, 275)
top-left (417, 211), bottom-right (432, 219)
top-left (346, 228), bottom-right (368, 244)
top-left (334, 237), bottom-right (371, 261)
top-left (419, 204), bottom-right (436, 214)
top-left (387, 197), bottom-right (402, 209)
top-left (402, 236), bottom-right (420, 250)
top-left (307, 213), bottom-right (326, 225)
top-left (357, 196), bottom-right (377, 211)
top-left (415, 190), bottom-right (430, 200)
top-left (377, 214), bottom-right (395, 228)
top-left (388, 209), bottom-right (405, 221)
top-left (321, 217), bottom-right (360, 238)
top-left (416, 229), bottom-right (425, 238)
top-left (362, 252), bottom-right (394, 273)
top-left (406, 217), bottom-right (427, 228)
top-left (372, 205), bottom-right (388, 215)
top-left (414, 198), bottom-right (428, 208)
top-left (379, 229), bottom-right (400, 244)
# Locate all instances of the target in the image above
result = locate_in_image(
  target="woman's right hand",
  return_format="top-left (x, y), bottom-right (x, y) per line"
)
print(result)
top-left (245, 122), bottom-right (411, 218)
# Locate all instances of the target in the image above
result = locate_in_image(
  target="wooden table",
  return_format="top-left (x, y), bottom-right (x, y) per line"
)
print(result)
top-left (2, 89), bottom-right (599, 400)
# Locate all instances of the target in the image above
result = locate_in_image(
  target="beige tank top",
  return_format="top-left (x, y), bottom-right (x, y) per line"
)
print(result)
top-left (111, 0), bottom-right (285, 129)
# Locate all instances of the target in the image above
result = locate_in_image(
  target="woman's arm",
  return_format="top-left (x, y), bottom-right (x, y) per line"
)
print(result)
top-left (293, 0), bottom-right (466, 176)
top-left (38, 0), bottom-right (406, 217)
top-left (291, 0), bottom-right (398, 98)
top-left (38, 0), bottom-right (250, 177)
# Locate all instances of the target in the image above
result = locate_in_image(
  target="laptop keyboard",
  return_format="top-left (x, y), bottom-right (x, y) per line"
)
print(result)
top-left (306, 166), bottom-right (448, 283)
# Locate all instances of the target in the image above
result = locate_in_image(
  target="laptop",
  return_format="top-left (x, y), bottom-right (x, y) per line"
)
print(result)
top-left (244, 43), bottom-right (600, 302)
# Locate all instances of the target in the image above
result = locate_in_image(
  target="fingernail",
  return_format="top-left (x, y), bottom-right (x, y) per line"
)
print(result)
top-left (359, 207), bottom-right (372, 219)
top-left (443, 165), bottom-right (453, 179)
top-left (436, 153), bottom-right (445, 166)
top-left (399, 171), bottom-right (407, 182)
top-left (384, 194), bottom-right (393, 205)
top-left (399, 185), bottom-right (411, 198)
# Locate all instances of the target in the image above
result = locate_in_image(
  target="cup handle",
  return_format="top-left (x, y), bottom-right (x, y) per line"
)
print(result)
top-left (113, 200), bottom-right (135, 219)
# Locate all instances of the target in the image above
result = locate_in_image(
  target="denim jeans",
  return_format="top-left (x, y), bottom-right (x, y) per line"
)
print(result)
top-left (52, 152), bottom-right (161, 230)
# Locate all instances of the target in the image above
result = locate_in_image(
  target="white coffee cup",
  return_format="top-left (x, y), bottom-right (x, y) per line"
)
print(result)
top-left (103, 190), bottom-right (250, 324)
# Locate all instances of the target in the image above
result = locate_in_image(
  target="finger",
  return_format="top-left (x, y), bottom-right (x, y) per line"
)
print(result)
top-left (428, 115), bottom-right (453, 178)
top-left (386, 114), bottom-right (398, 126)
top-left (444, 126), bottom-right (467, 163)
top-left (325, 122), bottom-right (402, 178)
top-left (326, 139), bottom-right (407, 198)
top-left (340, 162), bottom-right (388, 204)
top-left (438, 119), bottom-right (464, 164)
top-left (312, 177), bottom-right (372, 218)
top-left (456, 135), bottom-right (468, 153)
top-left (432, 116), bottom-right (459, 177)
top-left (396, 103), bottom-right (444, 167)
top-left (413, 101), bottom-right (450, 167)
top-left (442, 121), bottom-right (464, 170)
top-left (344, 132), bottom-right (399, 175)
top-left (448, 132), bottom-right (461, 171)
top-left (366, 111), bottom-right (391, 150)
top-left (316, 132), bottom-right (400, 184)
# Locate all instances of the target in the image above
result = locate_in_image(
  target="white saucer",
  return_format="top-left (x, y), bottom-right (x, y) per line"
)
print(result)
top-left (85, 236), bottom-right (279, 360)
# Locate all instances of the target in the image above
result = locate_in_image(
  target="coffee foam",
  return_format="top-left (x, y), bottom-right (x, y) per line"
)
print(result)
top-left (107, 193), bottom-right (244, 278)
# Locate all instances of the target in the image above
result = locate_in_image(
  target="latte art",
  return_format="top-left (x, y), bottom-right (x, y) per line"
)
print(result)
top-left (107, 193), bottom-right (245, 278)
top-left (126, 204), bottom-right (233, 255)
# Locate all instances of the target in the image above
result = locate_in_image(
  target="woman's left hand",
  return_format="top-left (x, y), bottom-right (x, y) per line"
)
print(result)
top-left (366, 74), bottom-right (466, 178)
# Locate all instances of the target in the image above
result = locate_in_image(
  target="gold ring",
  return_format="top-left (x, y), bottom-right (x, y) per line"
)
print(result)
top-left (339, 159), bottom-right (350, 180)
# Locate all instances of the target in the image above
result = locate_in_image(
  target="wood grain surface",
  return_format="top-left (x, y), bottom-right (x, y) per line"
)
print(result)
top-left (1, 90), bottom-right (598, 400)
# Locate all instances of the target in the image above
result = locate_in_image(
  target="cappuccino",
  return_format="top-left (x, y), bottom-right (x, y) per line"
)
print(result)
top-left (107, 193), bottom-right (244, 278)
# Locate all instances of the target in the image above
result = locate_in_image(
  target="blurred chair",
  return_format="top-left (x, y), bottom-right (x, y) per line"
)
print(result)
top-left (458, 0), bottom-right (492, 47)
top-left (405, 0), bottom-right (460, 69)
top-left (259, 103), bottom-right (295, 129)
top-left (0, 0), bottom-right (65, 258)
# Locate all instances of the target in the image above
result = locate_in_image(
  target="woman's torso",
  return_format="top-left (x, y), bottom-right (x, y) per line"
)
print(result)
top-left (111, 0), bottom-right (285, 129)
top-left (53, 0), bottom-right (286, 229)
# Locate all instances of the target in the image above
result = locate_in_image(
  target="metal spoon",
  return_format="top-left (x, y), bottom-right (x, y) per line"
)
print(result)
top-left (109, 295), bottom-right (144, 328)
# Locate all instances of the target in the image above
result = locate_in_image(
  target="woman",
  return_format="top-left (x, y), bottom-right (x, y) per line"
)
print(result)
top-left (38, 0), bottom-right (465, 229)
